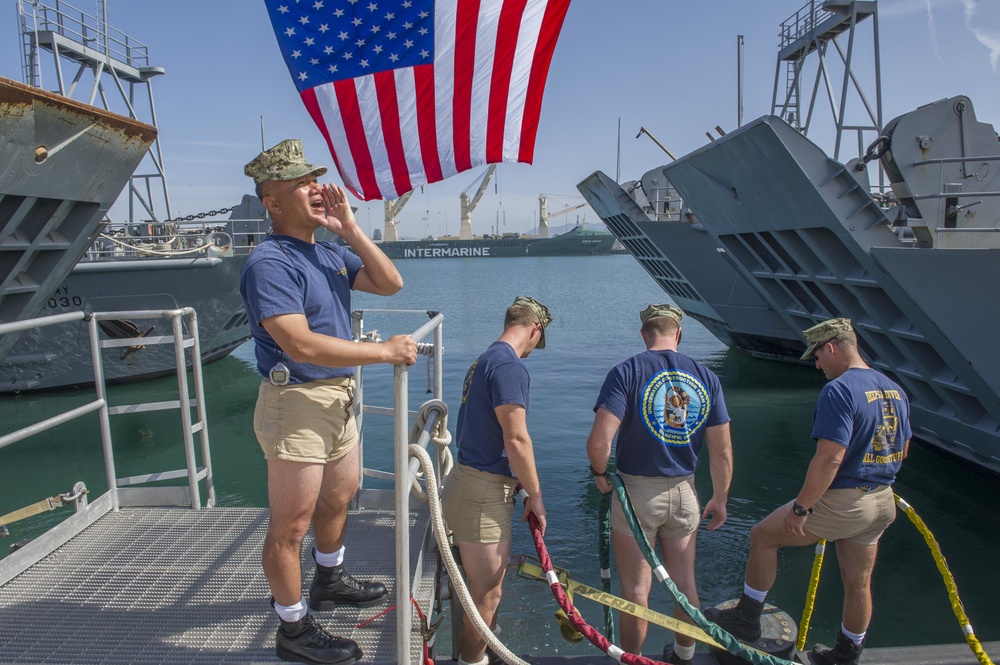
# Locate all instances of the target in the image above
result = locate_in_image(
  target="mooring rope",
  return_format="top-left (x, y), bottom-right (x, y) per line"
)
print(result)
top-left (796, 539), bottom-right (826, 651)
top-left (598, 490), bottom-right (617, 643)
top-left (407, 444), bottom-right (529, 665)
top-left (894, 495), bottom-right (994, 665)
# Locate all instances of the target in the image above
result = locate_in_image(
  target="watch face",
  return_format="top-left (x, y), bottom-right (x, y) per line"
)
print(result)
top-left (269, 362), bottom-right (291, 386)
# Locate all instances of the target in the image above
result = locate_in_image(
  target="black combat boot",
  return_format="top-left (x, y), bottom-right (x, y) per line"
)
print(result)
top-left (808, 630), bottom-right (864, 665)
top-left (275, 613), bottom-right (362, 664)
top-left (309, 549), bottom-right (388, 609)
top-left (704, 593), bottom-right (764, 642)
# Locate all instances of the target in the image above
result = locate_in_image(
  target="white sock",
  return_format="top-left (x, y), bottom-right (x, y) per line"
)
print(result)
top-left (315, 546), bottom-right (345, 567)
top-left (273, 596), bottom-right (308, 622)
top-left (841, 624), bottom-right (866, 645)
top-left (743, 583), bottom-right (768, 603)
top-left (673, 642), bottom-right (696, 660)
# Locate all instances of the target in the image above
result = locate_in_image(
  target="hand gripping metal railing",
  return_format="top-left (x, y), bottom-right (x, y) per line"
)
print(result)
top-left (350, 309), bottom-right (446, 665)
top-left (0, 308), bottom-right (214, 584)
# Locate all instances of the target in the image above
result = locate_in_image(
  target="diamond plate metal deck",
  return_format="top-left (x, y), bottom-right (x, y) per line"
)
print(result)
top-left (0, 492), bottom-right (436, 664)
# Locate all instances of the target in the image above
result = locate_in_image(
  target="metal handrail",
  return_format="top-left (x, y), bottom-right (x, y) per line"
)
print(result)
top-left (0, 307), bottom-right (213, 512)
top-left (20, 0), bottom-right (151, 68)
top-left (350, 309), bottom-right (446, 665)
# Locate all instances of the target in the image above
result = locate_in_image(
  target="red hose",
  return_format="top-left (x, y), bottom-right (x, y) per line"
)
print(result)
top-left (526, 510), bottom-right (667, 665)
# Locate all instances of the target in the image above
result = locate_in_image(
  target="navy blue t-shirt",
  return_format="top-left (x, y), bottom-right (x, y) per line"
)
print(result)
top-left (240, 235), bottom-right (363, 383)
top-left (454, 341), bottom-right (530, 477)
top-left (811, 368), bottom-right (911, 488)
top-left (595, 349), bottom-right (729, 477)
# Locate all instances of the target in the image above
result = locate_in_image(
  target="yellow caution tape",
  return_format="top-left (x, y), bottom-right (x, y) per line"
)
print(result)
top-left (515, 557), bottom-right (724, 648)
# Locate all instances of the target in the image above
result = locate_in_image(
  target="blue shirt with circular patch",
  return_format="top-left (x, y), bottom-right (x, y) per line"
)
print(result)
top-left (595, 349), bottom-right (729, 477)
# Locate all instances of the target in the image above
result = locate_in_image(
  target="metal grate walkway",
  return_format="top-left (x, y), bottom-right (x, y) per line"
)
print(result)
top-left (0, 493), bottom-right (436, 664)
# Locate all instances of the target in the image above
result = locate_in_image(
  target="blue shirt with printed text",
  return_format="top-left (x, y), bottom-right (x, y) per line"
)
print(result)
top-left (595, 350), bottom-right (729, 477)
top-left (811, 368), bottom-right (911, 488)
top-left (454, 341), bottom-right (531, 478)
top-left (240, 235), bottom-right (363, 383)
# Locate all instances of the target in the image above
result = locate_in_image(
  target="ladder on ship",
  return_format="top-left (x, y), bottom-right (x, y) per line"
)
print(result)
top-left (17, 0), bottom-right (173, 225)
top-left (771, 0), bottom-right (882, 172)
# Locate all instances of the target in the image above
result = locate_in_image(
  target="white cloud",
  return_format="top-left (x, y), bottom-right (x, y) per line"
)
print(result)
top-left (925, 0), bottom-right (943, 62)
top-left (961, 0), bottom-right (1000, 73)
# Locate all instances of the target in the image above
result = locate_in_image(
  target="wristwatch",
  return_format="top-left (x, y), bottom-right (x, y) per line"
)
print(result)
top-left (792, 501), bottom-right (812, 516)
top-left (588, 464), bottom-right (608, 478)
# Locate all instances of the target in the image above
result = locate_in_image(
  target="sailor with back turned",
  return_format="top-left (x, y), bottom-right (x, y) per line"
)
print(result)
top-left (586, 304), bottom-right (734, 665)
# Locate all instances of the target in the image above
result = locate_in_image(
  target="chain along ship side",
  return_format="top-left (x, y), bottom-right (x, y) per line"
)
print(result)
top-left (374, 225), bottom-right (616, 259)
top-left (631, 96), bottom-right (1000, 475)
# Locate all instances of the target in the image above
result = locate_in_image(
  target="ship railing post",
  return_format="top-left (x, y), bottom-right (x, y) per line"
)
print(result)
top-left (87, 312), bottom-right (120, 512)
top-left (352, 310), bottom-right (365, 492)
top-left (394, 360), bottom-right (412, 665)
top-left (186, 307), bottom-right (215, 508)
top-left (170, 309), bottom-right (201, 510)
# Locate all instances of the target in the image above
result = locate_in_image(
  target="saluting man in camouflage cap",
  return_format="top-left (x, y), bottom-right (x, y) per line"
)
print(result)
top-left (239, 139), bottom-right (417, 665)
top-left (440, 295), bottom-right (551, 665)
top-left (586, 303), bottom-right (734, 665)
top-left (709, 317), bottom-right (911, 665)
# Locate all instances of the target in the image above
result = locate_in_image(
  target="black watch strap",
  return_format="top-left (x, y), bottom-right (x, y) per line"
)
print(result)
top-left (792, 501), bottom-right (813, 516)
top-left (588, 464), bottom-right (608, 478)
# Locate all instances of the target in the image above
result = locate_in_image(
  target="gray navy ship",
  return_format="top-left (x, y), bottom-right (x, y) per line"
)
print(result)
top-left (579, 0), bottom-right (1000, 475)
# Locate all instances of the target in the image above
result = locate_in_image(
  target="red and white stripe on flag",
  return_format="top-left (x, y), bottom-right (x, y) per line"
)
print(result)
top-left (299, 0), bottom-right (571, 201)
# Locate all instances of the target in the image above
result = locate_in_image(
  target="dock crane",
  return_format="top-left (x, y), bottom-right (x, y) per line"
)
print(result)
top-left (538, 194), bottom-right (586, 238)
top-left (459, 165), bottom-right (496, 240)
top-left (382, 190), bottom-right (413, 242)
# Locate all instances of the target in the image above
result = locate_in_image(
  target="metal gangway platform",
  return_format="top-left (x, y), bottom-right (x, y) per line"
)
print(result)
top-left (0, 307), bottom-right (446, 664)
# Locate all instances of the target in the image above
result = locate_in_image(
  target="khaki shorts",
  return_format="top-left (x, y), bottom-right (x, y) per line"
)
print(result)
top-left (253, 377), bottom-right (358, 463)
top-left (805, 485), bottom-right (896, 545)
top-left (612, 472), bottom-right (701, 542)
top-left (441, 463), bottom-right (517, 544)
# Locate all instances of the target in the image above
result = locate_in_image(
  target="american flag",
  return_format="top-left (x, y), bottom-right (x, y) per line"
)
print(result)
top-left (264, 0), bottom-right (571, 201)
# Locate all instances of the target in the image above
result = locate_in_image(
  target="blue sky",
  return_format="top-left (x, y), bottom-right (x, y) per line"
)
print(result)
top-left (4, 0), bottom-right (999, 237)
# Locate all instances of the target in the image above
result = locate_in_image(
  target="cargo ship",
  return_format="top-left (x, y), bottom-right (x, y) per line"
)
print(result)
top-left (376, 225), bottom-right (615, 259)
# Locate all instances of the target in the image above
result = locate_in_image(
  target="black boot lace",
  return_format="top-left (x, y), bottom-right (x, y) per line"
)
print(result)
top-left (301, 614), bottom-right (342, 647)
top-left (337, 569), bottom-right (370, 592)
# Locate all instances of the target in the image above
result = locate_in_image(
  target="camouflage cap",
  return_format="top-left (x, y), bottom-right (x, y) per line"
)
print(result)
top-left (801, 317), bottom-right (853, 360)
top-left (513, 295), bottom-right (552, 349)
top-left (244, 139), bottom-right (328, 186)
top-left (640, 303), bottom-right (684, 325)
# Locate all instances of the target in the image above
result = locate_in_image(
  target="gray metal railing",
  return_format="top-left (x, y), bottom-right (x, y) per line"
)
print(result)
top-left (18, 0), bottom-right (151, 69)
top-left (0, 308), bottom-right (214, 511)
top-left (351, 309), bottom-right (446, 665)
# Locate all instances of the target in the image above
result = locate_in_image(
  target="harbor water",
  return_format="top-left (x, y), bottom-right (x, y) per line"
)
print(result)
top-left (1, 255), bottom-right (998, 658)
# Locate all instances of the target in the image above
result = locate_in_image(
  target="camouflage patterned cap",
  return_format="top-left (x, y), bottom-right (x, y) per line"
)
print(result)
top-left (640, 303), bottom-right (684, 325)
top-left (800, 317), bottom-right (853, 360)
top-left (513, 295), bottom-right (552, 349)
top-left (244, 139), bottom-right (328, 185)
